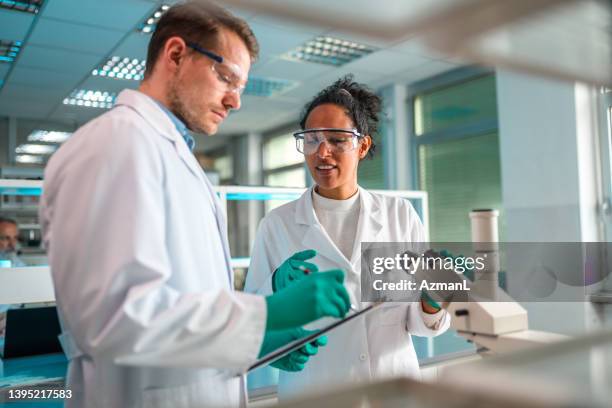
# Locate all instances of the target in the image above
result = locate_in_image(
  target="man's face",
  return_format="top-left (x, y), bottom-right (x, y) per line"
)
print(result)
top-left (167, 28), bottom-right (251, 135)
top-left (0, 222), bottom-right (19, 253)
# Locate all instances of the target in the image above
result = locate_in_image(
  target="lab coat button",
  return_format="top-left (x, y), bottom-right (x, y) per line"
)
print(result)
top-left (359, 353), bottom-right (367, 361)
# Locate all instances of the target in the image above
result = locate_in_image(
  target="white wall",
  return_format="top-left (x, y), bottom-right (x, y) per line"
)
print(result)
top-left (496, 70), bottom-right (602, 335)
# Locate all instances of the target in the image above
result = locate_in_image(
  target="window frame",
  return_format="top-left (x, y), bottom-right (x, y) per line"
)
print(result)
top-left (406, 66), bottom-right (500, 360)
top-left (407, 66), bottom-right (497, 190)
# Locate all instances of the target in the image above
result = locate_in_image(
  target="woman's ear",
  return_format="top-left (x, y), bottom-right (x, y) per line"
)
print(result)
top-left (359, 136), bottom-right (372, 159)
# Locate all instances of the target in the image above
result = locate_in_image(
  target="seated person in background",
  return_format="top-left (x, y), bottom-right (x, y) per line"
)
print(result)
top-left (0, 216), bottom-right (25, 267)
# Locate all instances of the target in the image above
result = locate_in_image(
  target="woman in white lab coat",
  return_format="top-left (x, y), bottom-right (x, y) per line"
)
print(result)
top-left (245, 75), bottom-right (451, 399)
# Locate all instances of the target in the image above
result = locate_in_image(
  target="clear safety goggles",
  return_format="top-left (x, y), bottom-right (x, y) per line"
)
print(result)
top-left (293, 128), bottom-right (364, 155)
top-left (187, 42), bottom-right (247, 95)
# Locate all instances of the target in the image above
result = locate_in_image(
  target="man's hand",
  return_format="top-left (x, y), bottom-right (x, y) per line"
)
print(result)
top-left (265, 269), bottom-right (351, 331)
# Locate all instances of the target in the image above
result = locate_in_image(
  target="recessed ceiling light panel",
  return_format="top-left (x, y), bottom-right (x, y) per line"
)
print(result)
top-left (138, 4), bottom-right (170, 34)
top-left (28, 130), bottom-right (72, 143)
top-left (0, 0), bottom-right (43, 14)
top-left (244, 77), bottom-right (298, 97)
top-left (15, 144), bottom-right (57, 155)
top-left (283, 36), bottom-right (376, 66)
top-left (92, 56), bottom-right (146, 81)
top-left (63, 89), bottom-right (117, 109)
top-left (16, 154), bottom-right (44, 164)
top-left (0, 40), bottom-right (22, 63)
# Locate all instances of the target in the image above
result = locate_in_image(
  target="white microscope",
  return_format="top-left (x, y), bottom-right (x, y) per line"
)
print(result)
top-left (445, 209), bottom-right (567, 354)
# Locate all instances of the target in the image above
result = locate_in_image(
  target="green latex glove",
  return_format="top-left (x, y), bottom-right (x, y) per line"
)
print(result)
top-left (265, 269), bottom-right (351, 331)
top-left (259, 328), bottom-right (328, 372)
top-left (422, 249), bottom-right (473, 307)
top-left (272, 249), bottom-right (319, 292)
top-left (271, 335), bottom-right (328, 371)
top-left (421, 290), bottom-right (442, 311)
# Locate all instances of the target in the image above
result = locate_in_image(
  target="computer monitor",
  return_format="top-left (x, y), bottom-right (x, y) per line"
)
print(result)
top-left (1, 306), bottom-right (62, 359)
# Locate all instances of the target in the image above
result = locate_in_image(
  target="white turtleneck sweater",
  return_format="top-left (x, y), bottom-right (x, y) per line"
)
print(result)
top-left (312, 188), bottom-right (360, 261)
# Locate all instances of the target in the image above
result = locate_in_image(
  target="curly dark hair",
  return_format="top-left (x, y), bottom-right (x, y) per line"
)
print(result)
top-left (299, 75), bottom-right (381, 159)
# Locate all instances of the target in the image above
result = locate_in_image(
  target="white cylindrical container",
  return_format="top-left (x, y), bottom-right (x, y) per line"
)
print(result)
top-left (469, 209), bottom-right (499, 254)
top-left (470, 209), bottom-right (500, 299)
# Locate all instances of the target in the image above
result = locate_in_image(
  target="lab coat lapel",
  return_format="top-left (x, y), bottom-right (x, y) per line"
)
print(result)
top-left (349, 187), bottom-right (383, 268)
top-left (295, 187), bottom-right (353, 271)
top-left (115, 89), bottom-right (233, 285)
top-left (203, 175), bottom-right (234, 286)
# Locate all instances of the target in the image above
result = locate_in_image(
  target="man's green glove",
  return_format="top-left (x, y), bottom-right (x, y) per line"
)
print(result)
top-left (272, 249), bottom-right (319, 292)
top-left (258, 327), bottom-right (328, 372)
top-left (265, 269), bottom-right (350, 331)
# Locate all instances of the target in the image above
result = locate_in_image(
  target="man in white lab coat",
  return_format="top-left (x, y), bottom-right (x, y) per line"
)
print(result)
top-left (40, 3), bottom-right (350, 407)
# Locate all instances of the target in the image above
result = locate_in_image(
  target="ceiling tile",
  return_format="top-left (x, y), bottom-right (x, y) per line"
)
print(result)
top-left (342, 49), bottom-right (434, 76)
top-left (48, 103), bottom-right (105, 126)
top-left (112, 32), bottom-right (150, 61)
top-left (0, 82), bottom-right (68, 101)
top-left (0, 9), bottom-right (35, 40)
top-left (0, 98), bottom-right (55, 118)
top-left (28, 18), bottom-right (124, 55)
top-left (41, 0), bottom-right (155, 32)
top-left (8, 66), bottom-right (81, 90)
top-left (251, 58), bottom-right (331, 81)
top-left (249, 14), bottom-right (331, 35)
top-left (0, 63), bottom-right (9, 78)
top-left (248, 21), bottom-right (317, 59)
top-left (16, 45), bottom-right (102, 74)
top-left (0, 83), bottom-right (66, 118)
top-left (79, 76), bottom-right (140, 94)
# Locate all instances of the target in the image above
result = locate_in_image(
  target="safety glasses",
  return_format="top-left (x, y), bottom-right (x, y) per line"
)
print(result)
top-left (187, 42), bottom-right (247, 95)
top-left (293, 128), bottom-right (363, 155)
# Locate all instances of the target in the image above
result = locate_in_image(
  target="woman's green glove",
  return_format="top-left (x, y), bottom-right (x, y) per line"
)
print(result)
top-left (271, 335), bottom-right (327, 371)
top-left (272, 249), bottom-right (319, 292)
top-left (265, 269), bottom-right (351, 330)
top-left (259, 328), bottom-right (328, 372)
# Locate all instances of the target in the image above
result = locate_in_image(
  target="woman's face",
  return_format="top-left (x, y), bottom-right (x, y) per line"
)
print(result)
top-left (304, 103), bottom-right (371, 199)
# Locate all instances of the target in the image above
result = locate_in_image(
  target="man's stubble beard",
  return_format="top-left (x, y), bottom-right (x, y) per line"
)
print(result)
top-left (167, 75), bottom-right (208, 135)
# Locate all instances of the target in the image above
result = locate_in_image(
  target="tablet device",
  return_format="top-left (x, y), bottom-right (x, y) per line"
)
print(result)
top-left (2, 306), bottom-right (62, 359)
top-left (248, 302), bottom-right (382, 372)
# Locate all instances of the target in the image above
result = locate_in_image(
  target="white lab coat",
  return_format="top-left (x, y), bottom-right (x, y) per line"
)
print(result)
top-left (245, 187), bottom-right (450, 399)
top-left (39, 89), bottom-right (266, 408)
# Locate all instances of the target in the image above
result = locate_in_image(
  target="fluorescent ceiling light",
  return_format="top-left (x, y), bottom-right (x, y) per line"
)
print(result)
top-left (0, 40), bottom-right (22, 63)
top-left (139, 4), bottom-right (170, 34)
top-left (283, 36), bottom-right (376, 66)
top-left (92, 56), bottom-right (146, 81)
top-left (16, 154), bottom-right (44, 164)
top-left (244, 77), bottom-right (298, 97)
top-left (15, 144), bottom-right (57, 155)
top-left (28, 130), bottom-right (72, 143)
top-left (63, 89), bottom-right (117, 109)
top-left (0, 0), bottom-right (43, 14)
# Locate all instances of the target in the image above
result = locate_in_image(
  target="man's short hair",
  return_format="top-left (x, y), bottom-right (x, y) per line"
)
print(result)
top-left (0, 217), bottom-right (17, 226)
top-left (144, 1), bottom-right (259, 78)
